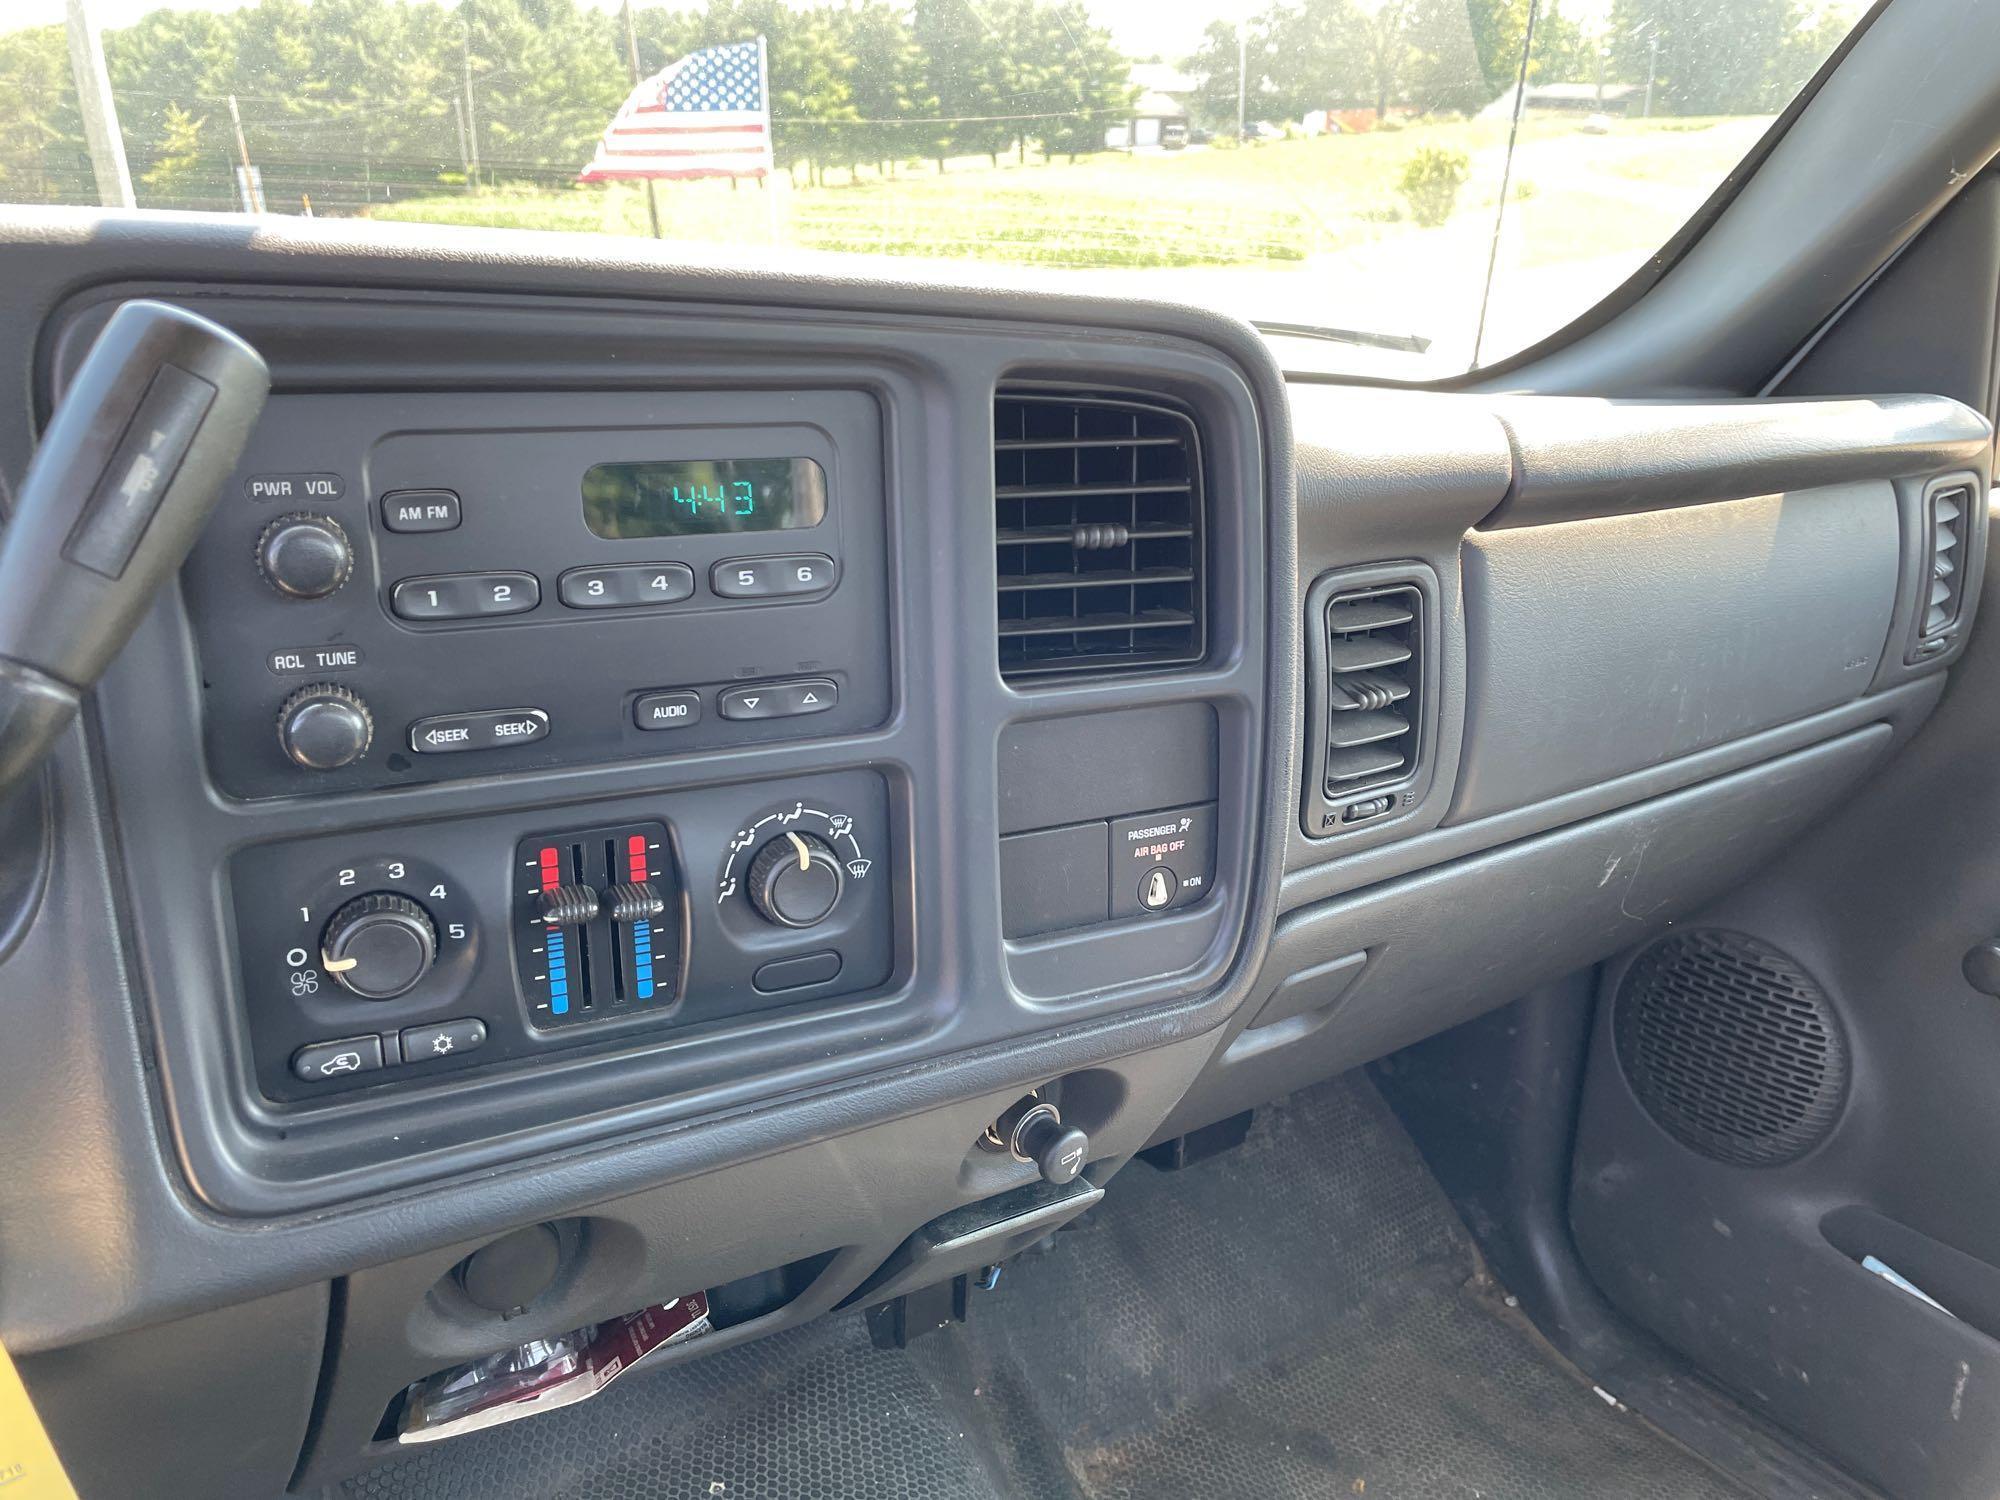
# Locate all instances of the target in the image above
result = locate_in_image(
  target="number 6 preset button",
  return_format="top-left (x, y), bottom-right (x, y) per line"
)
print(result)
top-left (710, 554), bottom-right (836, 599)
top-left (391, 571), bottom-right (540, 620)
top-left (558, 562), bottom-right (695, 609)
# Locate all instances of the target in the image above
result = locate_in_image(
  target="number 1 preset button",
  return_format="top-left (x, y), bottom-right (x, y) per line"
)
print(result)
top-left (391, 571), bottom-right (540, 620)
top-left (710, 554), bottom-right (837, 600)
top-left (558, 562), bottom-right (696, 609)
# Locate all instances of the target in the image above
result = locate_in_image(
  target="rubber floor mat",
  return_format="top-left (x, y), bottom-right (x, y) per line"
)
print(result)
top-left (336, 1076), bottom-right (1747, 1500)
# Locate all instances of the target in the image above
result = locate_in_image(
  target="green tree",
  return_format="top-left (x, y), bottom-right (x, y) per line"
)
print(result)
top-left (1184, 19), bottom-right (1250, 133)
top-left (1528, 3), bottom-right (1598, 84)
top-left (139, 102), bottom-right (214, 204)
top-left (1608, 0), bottom-right (1815, 115)
top-left (0, 26), bottom-right (88, 204)
top-left (1466, 0), bottom-right (1529, 97)
top-left (1036, 0), bottom-right (1132, 161)
top-left (839, 0), bottom-right (934, 174)
top-left (1358, 0), bottom-right (1416, 118)
top-left (1404, 0), bottom-right (1489, 112)
top-left (1260, 0), bottom-right (1369, 121)
top-left (915, 0), bottom-right (1006, 167)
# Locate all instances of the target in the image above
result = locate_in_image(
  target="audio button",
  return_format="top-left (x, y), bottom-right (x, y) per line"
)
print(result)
top-left (634, 691), bottom-right (702, 730)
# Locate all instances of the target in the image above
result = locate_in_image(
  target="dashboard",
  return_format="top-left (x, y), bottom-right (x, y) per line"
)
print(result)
top-left (0, 213), bottom-right (1991, 1497)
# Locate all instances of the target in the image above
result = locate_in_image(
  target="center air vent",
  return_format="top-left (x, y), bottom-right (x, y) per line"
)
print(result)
top-left (994, 393), bottom-right (1203, 681)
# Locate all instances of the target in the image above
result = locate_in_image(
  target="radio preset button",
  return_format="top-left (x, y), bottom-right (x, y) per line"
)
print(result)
top-left (408, 708), bottom-right (550, 754)
top-left (718, 678), bottom-right (837, 721)
top-left (391, 571), bottom-right (539, 620)
top-left (634, 690), bottom-right (702, 730)
top-left (381, 489), bottom-right (461, 533)
top-left (559, 563), bottom-right (695, 610)
top-left (710, 554), bottom-right (836, 600)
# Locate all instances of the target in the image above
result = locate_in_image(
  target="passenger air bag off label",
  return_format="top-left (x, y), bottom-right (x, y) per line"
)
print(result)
top-left (1108, 802), bottom-right (1217, 919)
top-left (0, 1338), bottom-right (81, 1499)
top-left (397, 1294), bottom-right (711, 1443)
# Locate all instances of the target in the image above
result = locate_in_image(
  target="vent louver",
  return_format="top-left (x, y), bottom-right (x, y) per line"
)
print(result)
top-left (1914, 481), bottom-right (1972, 655)
top-left (1321, 585), bottom-right (1422, 795)
top-left (994, 393), bottom-right (1203, 681)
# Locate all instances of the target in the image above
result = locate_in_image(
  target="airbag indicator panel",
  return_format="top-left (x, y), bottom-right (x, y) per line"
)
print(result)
top-left (1110, 803), bottom-right (1218, 918)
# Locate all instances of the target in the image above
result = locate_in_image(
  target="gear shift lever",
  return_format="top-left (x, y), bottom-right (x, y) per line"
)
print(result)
top-left (0, 300), bottom-right (267, 793)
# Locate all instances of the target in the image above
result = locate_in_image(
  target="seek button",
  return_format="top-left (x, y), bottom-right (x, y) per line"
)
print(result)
top-left (408, 708), bottom-right (549, 754)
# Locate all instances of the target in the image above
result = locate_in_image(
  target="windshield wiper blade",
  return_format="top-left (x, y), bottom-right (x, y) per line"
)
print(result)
top-left (1253, 321), bottom-right (1431, 356)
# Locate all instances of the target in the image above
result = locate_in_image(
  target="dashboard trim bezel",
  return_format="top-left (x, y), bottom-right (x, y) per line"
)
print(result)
top-left (45, 273), bottom-right (1292, 1222)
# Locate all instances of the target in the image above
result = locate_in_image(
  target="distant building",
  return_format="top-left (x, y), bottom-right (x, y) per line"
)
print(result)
top-left (1107, 64), bottom-right (1194, 149)
top-left (1478, 81), bottom-right (1641, 121)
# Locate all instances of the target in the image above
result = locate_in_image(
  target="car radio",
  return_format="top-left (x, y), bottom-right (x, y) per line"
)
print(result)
top-left (178, 388), bottom-right (891, 798)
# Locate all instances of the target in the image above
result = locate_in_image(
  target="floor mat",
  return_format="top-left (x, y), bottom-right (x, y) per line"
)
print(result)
top-left (337, 1077), bottom-right (1747, 1500)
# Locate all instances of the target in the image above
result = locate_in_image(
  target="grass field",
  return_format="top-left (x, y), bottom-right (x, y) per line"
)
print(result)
top-left (369, 115), bottom-right (1764, 270)
top-left (366, 112), bottom-right (1769, 367)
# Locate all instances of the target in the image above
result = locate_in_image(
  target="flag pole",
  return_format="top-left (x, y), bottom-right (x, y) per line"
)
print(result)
top-left (621, 0), bottom-right (662, 239)
top-left (758, 34), bottom-right (779, 249)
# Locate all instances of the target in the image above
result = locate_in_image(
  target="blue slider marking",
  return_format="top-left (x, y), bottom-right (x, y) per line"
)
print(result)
top-left (633, 920), bottom-right (654, 1000)
top-left (547, 926), bottom-right (569, 1016)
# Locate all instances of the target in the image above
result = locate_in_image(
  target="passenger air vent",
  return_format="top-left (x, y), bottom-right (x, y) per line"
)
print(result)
top-left (1912, 480), bottom-right (1972, 657)
top-left (1321, 585), bottom-right (1422, 795)
top-left (1301, 569), bottom-right (1439, 839)
top-left (993, 393), bottom-right (1203, 681)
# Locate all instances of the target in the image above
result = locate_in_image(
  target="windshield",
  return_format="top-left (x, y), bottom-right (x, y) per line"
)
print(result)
top-left (3, 0), bottom-right (1867, 377)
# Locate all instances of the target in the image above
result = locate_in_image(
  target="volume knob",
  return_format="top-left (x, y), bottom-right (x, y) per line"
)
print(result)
top-left (257, 511), bottom-right (352, 599)
top-left (278, 683), bottom-right (373, 770)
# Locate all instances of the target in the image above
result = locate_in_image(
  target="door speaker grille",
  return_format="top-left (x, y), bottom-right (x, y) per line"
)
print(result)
top-left (1612, 930), bottom-right (1847, 1167)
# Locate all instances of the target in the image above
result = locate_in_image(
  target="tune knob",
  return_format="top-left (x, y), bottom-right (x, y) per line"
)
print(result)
top-left (278, 683), bottom-right (373, 770)
top-left (321, 892), bottom-right (437, 1000)
top-left (746, 831), bottom-right (845, 928)
top-left (257, 511), bottom-right (352, 599)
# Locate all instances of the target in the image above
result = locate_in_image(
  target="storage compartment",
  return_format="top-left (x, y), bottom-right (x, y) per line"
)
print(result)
top-left (1452, 483), bottom-right (1899, 824)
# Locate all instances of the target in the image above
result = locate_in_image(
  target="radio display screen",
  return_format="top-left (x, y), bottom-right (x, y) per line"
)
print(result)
top-left (581, 457), bottom-right (827, 538)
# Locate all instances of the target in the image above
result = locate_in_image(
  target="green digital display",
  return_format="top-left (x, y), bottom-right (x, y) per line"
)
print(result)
top-left (581, 457), bottom-right (827, 538)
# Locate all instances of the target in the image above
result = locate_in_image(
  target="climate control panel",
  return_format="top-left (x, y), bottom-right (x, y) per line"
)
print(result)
top-left (232, 770), bottom-right (896, 1102)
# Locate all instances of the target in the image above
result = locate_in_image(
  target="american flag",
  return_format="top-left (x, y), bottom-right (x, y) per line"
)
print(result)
top-left (579, 38), bottom-right (773, 183)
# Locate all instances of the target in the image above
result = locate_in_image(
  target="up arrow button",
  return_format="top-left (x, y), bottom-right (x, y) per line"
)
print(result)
top-left (719, 679), bottom-right (839, 722)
